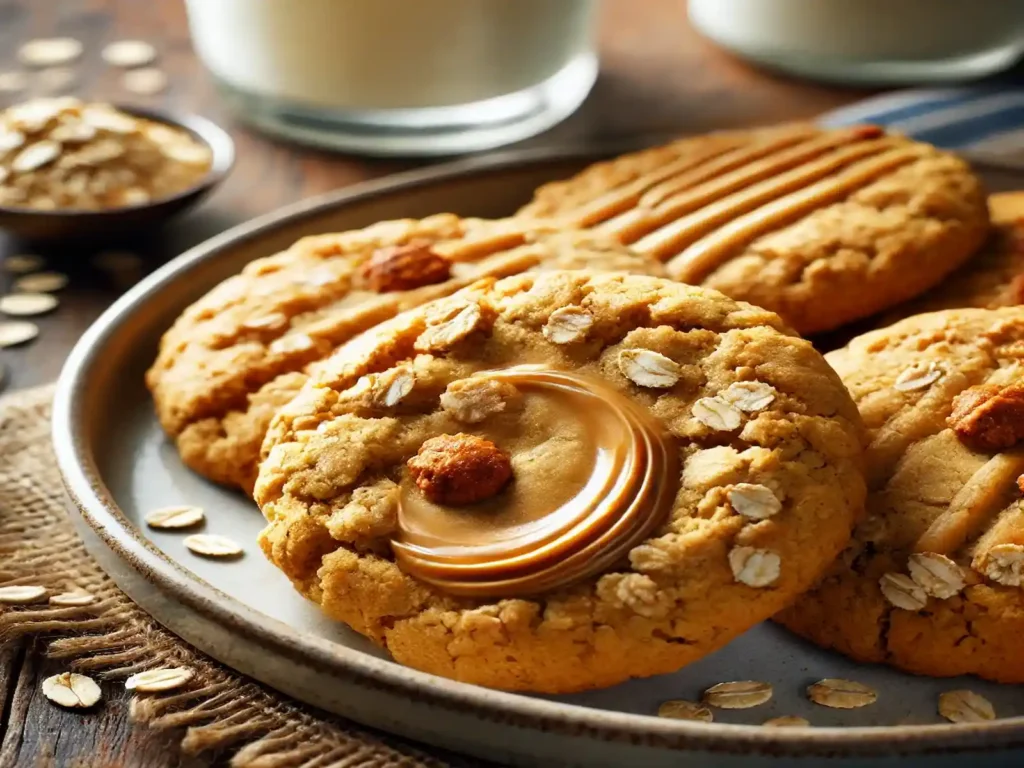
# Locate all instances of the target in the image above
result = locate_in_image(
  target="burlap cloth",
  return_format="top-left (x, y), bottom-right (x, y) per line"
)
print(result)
top-left (0, 384), bottom-right (480, 768)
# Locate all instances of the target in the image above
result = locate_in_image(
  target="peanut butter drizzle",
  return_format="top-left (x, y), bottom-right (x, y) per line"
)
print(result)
top-left (571, 125), bottom-right (815, 228)
top-left (391, 368), bottom-right (679, 597)
top-left (598, 126), bottom-right (880, 244)
top-left (915, 449), bottom-right (1024, 555)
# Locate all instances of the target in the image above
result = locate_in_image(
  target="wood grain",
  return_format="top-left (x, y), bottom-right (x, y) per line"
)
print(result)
top-left (0, 0), bottom-right (870, 765)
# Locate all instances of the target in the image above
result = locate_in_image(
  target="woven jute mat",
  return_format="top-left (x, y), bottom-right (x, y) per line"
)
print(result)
top-left (0, 384), bottom-right (468, 768)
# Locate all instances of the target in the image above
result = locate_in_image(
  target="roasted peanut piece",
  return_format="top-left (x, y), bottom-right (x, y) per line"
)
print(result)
top-left (361, 241), bottom-right (451, 293)
top-left (407, 433), bottom-right (513, 505)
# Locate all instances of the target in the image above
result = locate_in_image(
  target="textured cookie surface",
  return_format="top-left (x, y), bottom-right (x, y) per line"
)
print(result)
top-left (518, 124), bottom-right (989, 334)
top-left (255, 271), bottom-right (865, 693)
top-left (885, 191), bottom-right (1024, 319)
top-left (778, 307), bottom-right (1024, 683)
top-left (146, 215), bottom-right (664, 493)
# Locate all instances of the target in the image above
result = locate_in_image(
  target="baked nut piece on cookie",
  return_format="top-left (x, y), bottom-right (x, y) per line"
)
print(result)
top-left (518, 124), bottom-right (989, 335)
top-left (778, 307), bottom-right (1024, 683)
top-left (886, 191), bottom-right (1024, 319)
top-left (255, 271), bottom-right (866, 693)
top-left (146, 215), bottom-right (664, 493)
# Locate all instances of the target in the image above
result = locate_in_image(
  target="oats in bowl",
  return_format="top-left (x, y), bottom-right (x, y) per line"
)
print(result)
top-left (0, 98), bottom-right (214, 212)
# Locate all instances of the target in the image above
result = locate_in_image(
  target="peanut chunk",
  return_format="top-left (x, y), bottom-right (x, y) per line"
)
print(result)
top-left (361, 240), bottom-right (451, 293)
top-left (407, 433), bottom-right (512, 505)
top-left (948, 382), bottom-right (1024, 451)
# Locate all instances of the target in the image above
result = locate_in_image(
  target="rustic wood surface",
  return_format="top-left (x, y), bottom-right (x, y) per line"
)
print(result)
top-left (0, 0), bottom-right (880, 765)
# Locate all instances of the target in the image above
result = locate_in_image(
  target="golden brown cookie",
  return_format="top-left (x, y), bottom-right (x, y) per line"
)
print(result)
top-left (778, 307), bottom-right (1024, 683)
top-left (885, 191), bottom-right (1024, 318)
top-left (518, 124), bottom-right (990, 334)
top-left (255, 271), bottom-right (866, 693)
top-left (146, 215), bottom-right (664, 493)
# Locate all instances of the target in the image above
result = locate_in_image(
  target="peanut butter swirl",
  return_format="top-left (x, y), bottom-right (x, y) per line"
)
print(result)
top-left (391, 367), bottom-right (679, 597)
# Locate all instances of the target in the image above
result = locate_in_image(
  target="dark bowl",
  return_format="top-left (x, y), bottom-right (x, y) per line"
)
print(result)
top-left (0, 104), bottom-right (235, 242)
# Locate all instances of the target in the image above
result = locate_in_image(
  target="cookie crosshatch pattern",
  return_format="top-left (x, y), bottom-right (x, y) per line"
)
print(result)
top-left (255, 271), bottom-right (866, 693)
top-left (519, 124), bottom-right (989, 335)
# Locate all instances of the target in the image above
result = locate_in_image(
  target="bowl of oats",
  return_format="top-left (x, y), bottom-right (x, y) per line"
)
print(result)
top-left (0, 97), bottom-right (234, 241)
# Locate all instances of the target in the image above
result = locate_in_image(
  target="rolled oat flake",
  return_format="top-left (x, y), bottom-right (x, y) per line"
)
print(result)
top-left (0, 320), bottom-right (39, 347)
top-left (184, 533), bottom-right (243, 558)
top-left (2, 253), bottom-right (45, 273)
top-left (19, 38), bottom-right (83, 68)
top-left (102, 40), bottom-right (158, 68)
top-left (14, 271), bottom-right (68, 292)
top-left (42, 672), bottom-right (101, 708)
top-left (0, 292), bottom-right (58, 316)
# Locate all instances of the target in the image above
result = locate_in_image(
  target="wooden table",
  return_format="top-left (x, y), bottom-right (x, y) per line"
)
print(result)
top-left (0, 0), bottom-right (871, 765)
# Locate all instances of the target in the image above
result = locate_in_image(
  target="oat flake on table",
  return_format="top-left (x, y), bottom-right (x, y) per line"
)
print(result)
top-left (0, 320), bottom-right (39, 347)
top-left (14, 271), bottom-right (68, 293)
top-left (18, 38), bottom-right (82, 68)
top-left (0, 292), bottom-right (58, 316)
top-left (122, 68), bottom-right (167, 96)
top-left (102, 40), bottom-right (157, 68)
top-left (184, 533), bottom-right (243, 558)
top-left (42, 672), bottom-right (101, 708)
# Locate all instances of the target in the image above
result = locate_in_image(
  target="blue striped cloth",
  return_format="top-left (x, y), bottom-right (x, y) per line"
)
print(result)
top-left (819, 88), bottom-right (1024, 168)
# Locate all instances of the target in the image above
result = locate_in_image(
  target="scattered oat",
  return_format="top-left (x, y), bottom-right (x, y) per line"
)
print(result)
top-left (3, 253), bottom-right (45, 273)
top-left (702, 680), bottom-right (773, 709)
top-left (0, 72), bottom-right (28, 93)
top-left (692, 396), bottom-right (742, 431)
top-left (879, 572), bottom-right (928, 611)
top-left (894, 361), bottom-right (945, 392)
top-left (543, 307), bottom-right (593, 345)
top-left (125, 667), bottom-right (193, 692)
top-left (721, 381), bottom-right (776, 412)
top-left (0, 292), bottom-right (58, 316)
top-left (618, 349), bottom-right (681, 388)
top-left (0, 584), bottom-right (48, 604)
top-left (49, 590), bottom-right (96, 607)
top-left (14, 271), bottom-right (68, 292)
top-left (807, 678), bottom-right (877, 709)
top-left (727, 483), bottom-right (782, 520)
top-left (19, 38), bottom-right (83, 68)
top-left (102, 40), bottom-right (158, 68)
top-left (728, 546), bottom-right (780, 587)
top-left (0, 320), bottom-right (39, 347)
top-left (145, 504), bottom-right (205, 529)
top-left (657, 700), bottom-right (713, 722)
top-left (122, 68), bottom-right (167, 96)
top-left (907, 552), bottom-right (966, 599)
top-left (938, 690), bottom-right (995, 724)
top-left (184, 533), bottom-right (242, 558)
top-left (42, 672), bottom-right (101, 708)
top-left (762, 716), bottom-right (811, 728)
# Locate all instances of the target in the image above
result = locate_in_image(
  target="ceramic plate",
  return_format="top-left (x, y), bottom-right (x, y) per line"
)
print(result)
top-left (53, 146), bottom-right (1024, 767)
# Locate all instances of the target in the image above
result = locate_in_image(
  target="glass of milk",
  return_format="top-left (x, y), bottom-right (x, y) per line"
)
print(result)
top-left (185, 0), bottom-right (599, 156)
top-left (689, 0), bottom-right (1024, 85)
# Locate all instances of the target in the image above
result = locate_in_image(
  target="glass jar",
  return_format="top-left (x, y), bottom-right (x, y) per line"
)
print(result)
top-left (689, 0), bottom-right (1024, 86)
top-left (185, 0), bottom-right (599, 156)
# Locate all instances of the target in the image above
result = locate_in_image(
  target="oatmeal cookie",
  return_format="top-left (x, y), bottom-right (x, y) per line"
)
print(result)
top-left (146, 215), bottom-right (664, 493)
top-left (778, 307), bottom-right (1024, 683)
top-left (885, 191), bottom-right (1024, 319)
top-left (255, 271), bottom-right (865, 693)
top-left (518, 124), bottom-right (989, 334)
